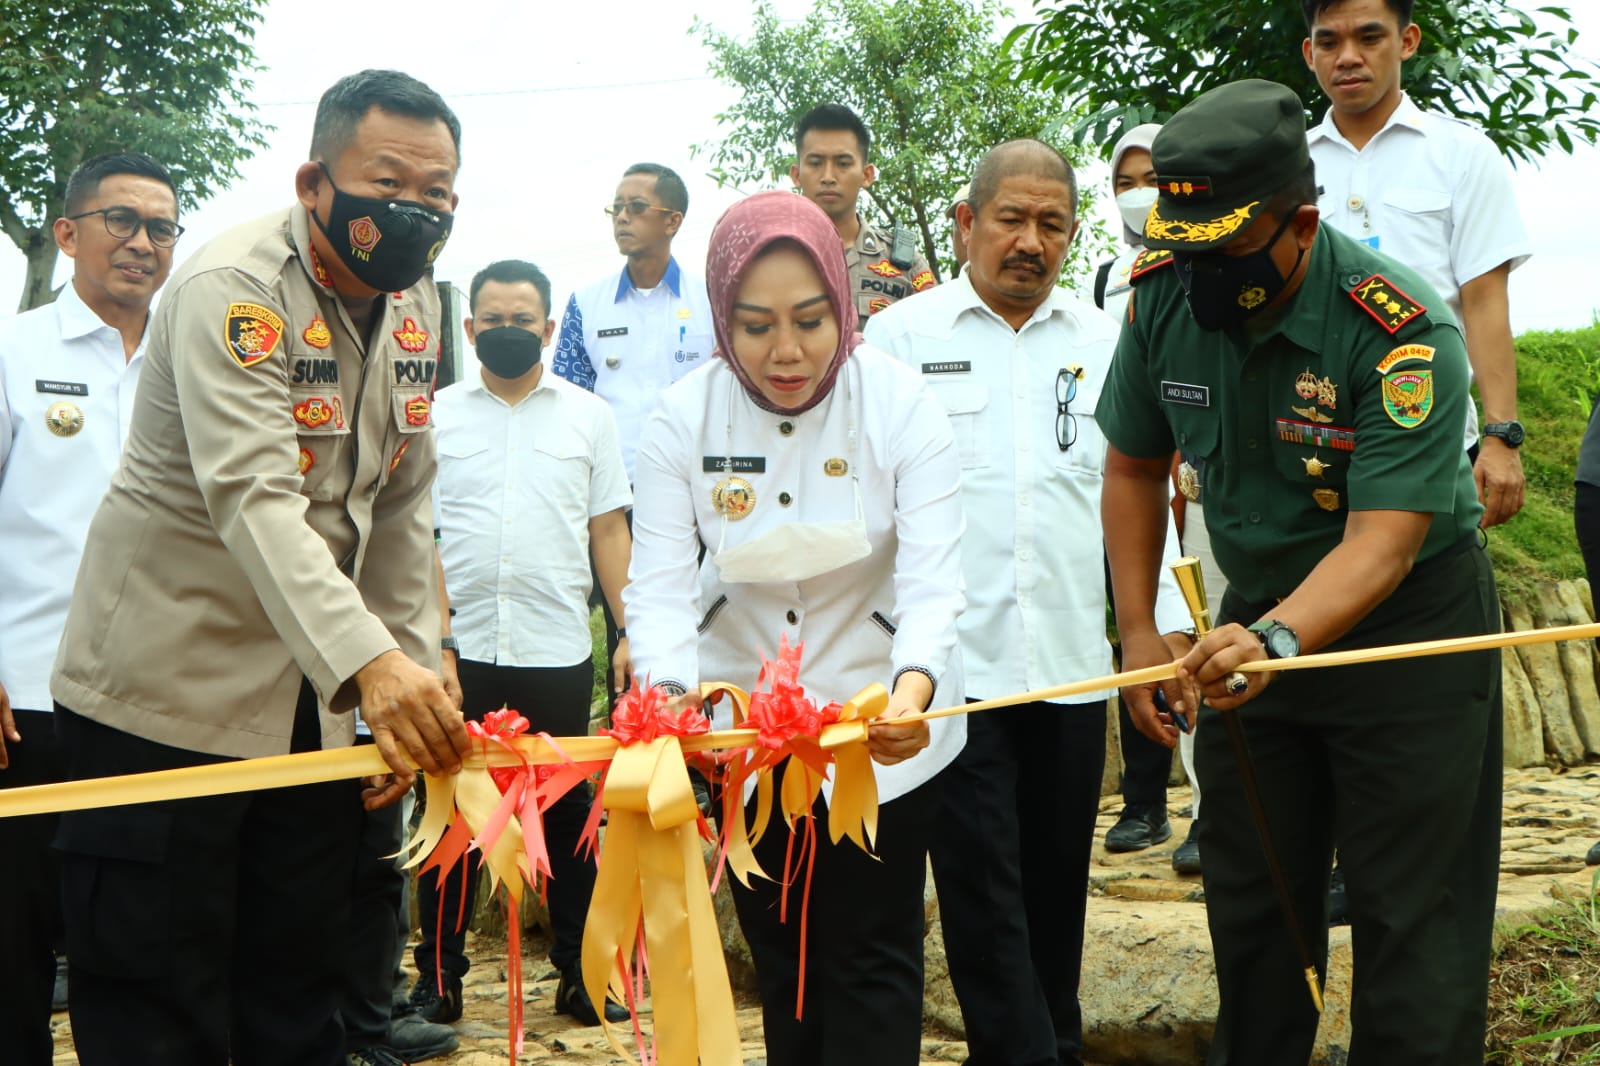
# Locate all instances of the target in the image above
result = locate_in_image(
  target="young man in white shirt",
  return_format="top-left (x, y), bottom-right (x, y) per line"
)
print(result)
top-left (1303, 0), bottom-right (1532, 528)
top-left (865, 140), bottom-right (1193, 1066)
top-left (0, 151), bottom-right (180, 1066)
top-left (414, 259), bottom-right (632, 1028)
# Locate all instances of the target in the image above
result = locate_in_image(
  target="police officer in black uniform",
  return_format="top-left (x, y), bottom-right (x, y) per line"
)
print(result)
top-left (1097, 80), bottom-right (1502, 1066)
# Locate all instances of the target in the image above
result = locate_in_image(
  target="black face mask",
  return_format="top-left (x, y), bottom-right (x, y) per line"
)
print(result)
top-left (1172, 208), bottom-right (1305, 332)
top-left (475, 326), bottom-right (543, 379)
top-left (310, 164), bottom-right (451, 293)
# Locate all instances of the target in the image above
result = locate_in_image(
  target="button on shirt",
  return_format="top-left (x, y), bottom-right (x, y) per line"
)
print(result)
top-left (1309, 93), bottom-right (1532, 447)
top-left (550, 257), bottom-right (713, 480)
top-left (434, 370), bottom-right (631, 668)
top-left (0, 284), bottom-right (146, 713)
top-left (865, 274), bottom-right (1190, 702)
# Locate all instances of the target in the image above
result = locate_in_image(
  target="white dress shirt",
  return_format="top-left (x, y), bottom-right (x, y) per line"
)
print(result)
top-left (1309, 93), bottom-right (1532, 446)
top-left (551, 257), bottom-right (715, 481)
top-left (433, 369), bottom-right (631, 668)
top-left (0, 283), bottom-right (146, 712)
top-left (866, 273), bottom-right (1191, 703)
top-left (626, 348), bottom-right (967, 804)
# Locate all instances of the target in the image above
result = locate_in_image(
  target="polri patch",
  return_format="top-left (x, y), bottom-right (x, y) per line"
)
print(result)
top-left (36, 379), bottom-right (87, 396)
top-left (1350, 274), bottom-right (1425, 334)
top-left (389, 439), bottom-right (409, 473)
top-left (392, 316), bottom-right (429, 353)
top-left (405, 396), bottom-right (431, 426)
top-left (303, 314), bottom-right (332, 350)
top-left (703, 456), bottom-right (766, 474)
top-left (1160, 380), bottom-right (1210, 407)
top-left (1375, 344), bottom-right (1435, 374)
top-left (598, 327), bottom-right (629, 339)
top-left (293, 397), bottom-right (335, 429)
top-left (226, 303), bottom-right (285, 368)
top-left (921, 361), bottom-right (972, 375)
top-left (868, 259), bottom-right (903, 278)
top-left (911, 269), bottom-right (935, 291)
top-left (868, 297), bottom-right (890, 315)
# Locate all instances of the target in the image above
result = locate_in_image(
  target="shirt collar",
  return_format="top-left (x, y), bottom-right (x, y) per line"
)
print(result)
top-left (1271, 230), bottom-right (1342, 351)
top-left (938, 270), bottom-right (1078, 331)
top-left (53, 279), bottom-right (124, 342)
top-left (1308, 92), bottom-right (1425, 149)
top-left (614, 256), bottom-right (683, 302)
top-left (472, 365), bottom-right (556, 406)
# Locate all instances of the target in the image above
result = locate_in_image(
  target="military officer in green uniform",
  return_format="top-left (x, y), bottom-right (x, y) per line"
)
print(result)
top-left (1096, 80), bottom-right (1501, 1066)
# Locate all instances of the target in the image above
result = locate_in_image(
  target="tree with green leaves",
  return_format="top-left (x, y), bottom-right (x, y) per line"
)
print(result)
top-left (1007, 0), bottom-right (1600, 163)
top-left (694, 0), bottom-right (1099, 284)
top-left (0, 0), bottom-right (270, 311)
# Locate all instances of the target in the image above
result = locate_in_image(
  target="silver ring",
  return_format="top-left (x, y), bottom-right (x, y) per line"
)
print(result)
top-left (1226, 673), bottom-right (1249, 696)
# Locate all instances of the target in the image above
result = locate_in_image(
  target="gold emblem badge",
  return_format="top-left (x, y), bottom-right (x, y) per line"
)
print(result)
top-left (712, 476), bottom-right (756, 520)
top-left (45, 400), bottom-right (85, 437)
top-left (1301, 452), bottom-right (1333, 479)
top-left (1237, 285), bottom-right (1267, 310)
top-left (1291, 405), bottom-right (1334, 424)
top-left (1295, 368), bottom-right (1319, 399)
top-left (1177, 461), bottom-right (1201, 503)
top-left (824, 458), bottom-right (848, 477)
top-left (303, 314), bottom-right (332, 349)
top-left (297, 447), bottom-right (315, 475)
top-left (1313, 488), bottom-right (1341, 511)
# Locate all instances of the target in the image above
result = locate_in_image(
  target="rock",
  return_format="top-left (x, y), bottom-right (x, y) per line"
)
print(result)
top-left (1104, 695), bottom-right (1124, 797)
top-left (1511, 599), bottom-right (1584, 765)
top-left (921, 870), bottom-right (964, 1037)
top-left (1500, 645), bottom-right (1545, 768)
top-left (1548, 580), bottom-right (1600, 755)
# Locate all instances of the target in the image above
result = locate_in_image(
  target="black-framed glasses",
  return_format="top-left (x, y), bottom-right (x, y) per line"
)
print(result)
top-left (603, 199), bottom-right (676, 219)
top-left (1056, 365), bottom-right (1083, 452)
top-left (68, 207), bottom-right (185, 248)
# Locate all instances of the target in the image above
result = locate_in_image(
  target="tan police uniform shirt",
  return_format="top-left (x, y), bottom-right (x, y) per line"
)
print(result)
top-left (51, 206), bottom-right (442, 759)
top-left (844, 216), bottom-right (935, 320)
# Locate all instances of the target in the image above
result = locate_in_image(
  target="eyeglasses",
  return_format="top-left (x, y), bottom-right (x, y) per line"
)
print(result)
top-left (68, 207), bottom-right (185, 248)
top-left (1056, 366), bottom-right (1083, 453)
top-left (603, 199), bottom-right (676, 219)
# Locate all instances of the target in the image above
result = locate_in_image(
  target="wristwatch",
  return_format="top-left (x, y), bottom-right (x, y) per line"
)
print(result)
top-left (1247, 619), bottom-right (1300, 660)
top-left (440, 635), bottom-right (459, 654)
top-left (1481, 420), bottom-right (1525, 447)
top-left (615, 627), bottom-right (628, 640)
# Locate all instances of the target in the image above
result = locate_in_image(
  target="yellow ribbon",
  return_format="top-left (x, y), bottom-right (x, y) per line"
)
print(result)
top-left (581, 736), bottom-right (740, 1066)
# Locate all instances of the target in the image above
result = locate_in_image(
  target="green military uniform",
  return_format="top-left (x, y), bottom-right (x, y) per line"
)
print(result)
top-left (1096, 80), bottom-right (1502, 1066)
top-left (844, 216), bottom-right (935, 320)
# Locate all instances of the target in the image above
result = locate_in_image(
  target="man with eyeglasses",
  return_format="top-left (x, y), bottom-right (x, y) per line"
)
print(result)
top-left (0, 149), bottom-right (179, 1066)
top-left (865, 139), bottom-right (1193, 1066)
top-left (552, 162), bottom-right (713, 485)
top-left (48, 71), bottom-right (472, 1066)
top-left (791, 103), bottom-right (936, 318)
top-left (1098, 80), bottom-right (1500, 1065)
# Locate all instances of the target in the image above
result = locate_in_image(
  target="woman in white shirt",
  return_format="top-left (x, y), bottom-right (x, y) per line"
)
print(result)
top-left (625, 191), bottom-right (965, 1066)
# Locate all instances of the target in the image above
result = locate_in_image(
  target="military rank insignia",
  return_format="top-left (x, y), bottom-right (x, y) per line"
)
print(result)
top-left (867, 259), bottom-right (903, 278)
top-left (404, 396), bottom-right (431, 426)
top-left (392, 316), bottom-right (429, 353)
top-left (226, 303), bottom-right (285, 368)
top-left (1381, 371), bottom-right (1433, 428)
top-left (911, 269), bottom-right (935, 291)
top-left (297, 447), bottom-right (315, 475)
top-left (1350, 275), bottom-right (1424, 334)
top-left (389, 439), bottom-right (410, 473)
top-left (1129, 248), bottom-right (1172, 281)
top-left (868, 297), bottom-right (890, 315)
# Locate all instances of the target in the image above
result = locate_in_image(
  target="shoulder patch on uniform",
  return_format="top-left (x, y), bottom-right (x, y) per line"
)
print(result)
top-left (226, 303), bottom-right (285, 368)
top-left (1129, 248), bottom-right (1174, 282)
top-left (911, 269), bottom-right (935, 291)
top-left (1374, 343), bottom-right (1435, 374)
top-left (1349, 274), bottom-right (1425, 334)
top-left (867, 259), bottom-right (903, 278)
top-left (1381, 370), bottom-right (1434, 428)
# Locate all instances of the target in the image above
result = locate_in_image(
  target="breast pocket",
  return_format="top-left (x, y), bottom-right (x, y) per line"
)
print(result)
top-left (437, 438), bottom-right (496, 501)
top-left (290, 387), bottom-right (350, 501)
top-left (1056, 374), bottom-right (1108, 477)
top-left (672, 331), bottom-right (716, 381)
top-left (1382, 187), bottom-right (1452, 252)
top-left (928, 381), bottom-right (990, 469)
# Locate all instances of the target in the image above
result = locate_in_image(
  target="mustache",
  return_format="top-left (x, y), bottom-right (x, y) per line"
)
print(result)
top-left (1002, 254), bottom-right (1047, 274)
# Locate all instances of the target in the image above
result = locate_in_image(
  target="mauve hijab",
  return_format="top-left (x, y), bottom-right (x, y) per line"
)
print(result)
top-left (705, 191), bottom-right (861, 416)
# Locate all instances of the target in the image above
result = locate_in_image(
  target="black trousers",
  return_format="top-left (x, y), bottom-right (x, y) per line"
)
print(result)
top-left (0, 707), bottom-right (66, 1066)
top-left (1117, 698), bottom-right (1173, 811)
top-left (1576, 482), bottom-right (1600, 613)
top-left (731, 767), bottom-right (943, 1066)
top-left (414, 656), bottom-right (595, 978)
top-left (930, 699), bottom-right (1107, 1066)
top-left (340, 738), bottom-right (407, 1050)
top-left (1198, 542), bottom-right (1502, 1066)
top-left (55, 684), bottom-right (362, 1066)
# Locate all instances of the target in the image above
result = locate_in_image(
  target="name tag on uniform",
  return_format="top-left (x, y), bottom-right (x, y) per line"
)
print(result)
top-left (921, 361), bottom-right (971, 375)
top-left (704, 456), bottom-right (766, 474)
top-left (598, 327), bottom-right (629, 339)
top-left (1161, 380), bottom-right (1210, 407)
top-left (37, 379), bottom-right (88, 396)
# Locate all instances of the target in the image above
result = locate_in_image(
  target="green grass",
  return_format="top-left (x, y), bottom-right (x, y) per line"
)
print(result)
top-left (1486, 870), bottom-right (1600, 1063)
top-left (1483, 322), bottom-right (1600, 601)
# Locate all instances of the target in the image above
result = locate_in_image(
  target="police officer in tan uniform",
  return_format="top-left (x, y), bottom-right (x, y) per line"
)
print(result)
top-left (49, 70), bottom-right (471, 1066)
top-left (790, 103), bottom-right (936, 319)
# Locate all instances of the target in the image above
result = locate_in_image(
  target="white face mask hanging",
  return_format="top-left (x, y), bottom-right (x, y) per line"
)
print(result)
top-left (711, 372), bottom-right (872, 584)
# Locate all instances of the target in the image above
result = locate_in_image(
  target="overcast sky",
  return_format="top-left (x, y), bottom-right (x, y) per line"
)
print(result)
top-left (3, 0), bottom-right (1596, 337)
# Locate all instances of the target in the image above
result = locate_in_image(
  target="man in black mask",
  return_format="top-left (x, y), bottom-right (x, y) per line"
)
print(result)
top-left (416, 259), bottom-right (632, 1028)
top-left (49, 70), bottom-right (471, 1066)
top-left (1097, 79), bottom-right (1502, 1065)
